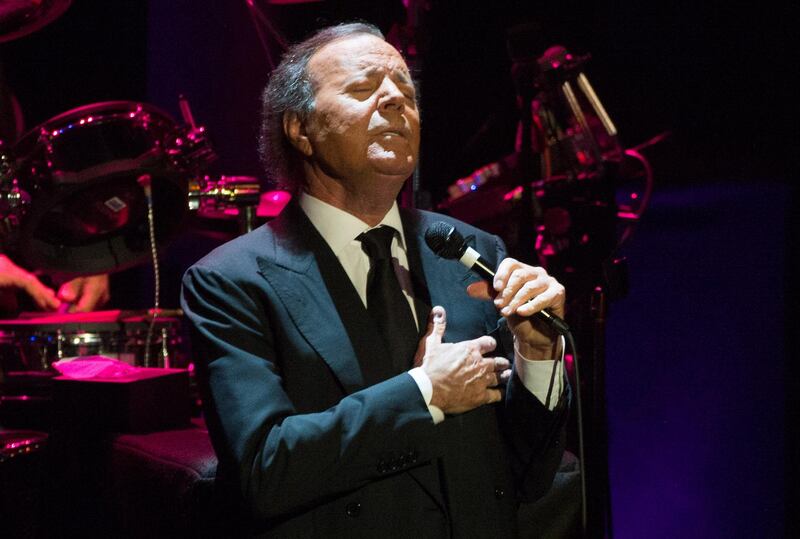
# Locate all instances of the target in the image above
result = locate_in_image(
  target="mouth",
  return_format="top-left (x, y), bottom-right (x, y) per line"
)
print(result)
top-left (375, 126), bottom-right (410, 139)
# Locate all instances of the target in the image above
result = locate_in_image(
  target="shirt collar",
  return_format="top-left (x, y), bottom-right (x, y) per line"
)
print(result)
top-left (299, 192), bottom-right (406, 256)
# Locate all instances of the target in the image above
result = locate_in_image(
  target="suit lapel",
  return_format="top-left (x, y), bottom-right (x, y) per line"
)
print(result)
top-left (402, 210), bottom-right (484, 341)
top-left (256, 200), bottom-right (394, 394)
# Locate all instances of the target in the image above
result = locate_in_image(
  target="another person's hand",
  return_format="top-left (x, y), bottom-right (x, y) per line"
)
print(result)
top-left (467, 258), bottom-right (565, 360)
top-left (0, 254), bottom-right (59, 310)
top-left (418, 306), bottom-right (511, 415)
top-left (57, 274), bottom-right (111, 312)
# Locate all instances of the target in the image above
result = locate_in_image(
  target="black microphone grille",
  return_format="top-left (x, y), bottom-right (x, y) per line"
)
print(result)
top-left (424, 221), bottom-right (466, 260)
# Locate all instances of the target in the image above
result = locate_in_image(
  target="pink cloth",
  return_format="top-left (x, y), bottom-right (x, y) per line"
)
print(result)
top-left (52, 355), bottom-right (139, 379)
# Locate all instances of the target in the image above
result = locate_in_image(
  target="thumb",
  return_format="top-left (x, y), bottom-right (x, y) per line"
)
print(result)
top-left (425, 306), bottom-right (447, 348)
top-left (413, 306), bottom-right (447, 367)
top-left (57, 279), bottom-right (81, 303)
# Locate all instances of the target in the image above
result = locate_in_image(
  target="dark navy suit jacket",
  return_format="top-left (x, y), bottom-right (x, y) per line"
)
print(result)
top-left (181, 199), bottom-right (568, 537)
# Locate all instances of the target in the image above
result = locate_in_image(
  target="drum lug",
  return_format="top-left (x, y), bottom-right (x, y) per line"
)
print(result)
top-left (160, 327), bottom-right (170, 369)
top-left (56, 329), bottom-right (64, 362)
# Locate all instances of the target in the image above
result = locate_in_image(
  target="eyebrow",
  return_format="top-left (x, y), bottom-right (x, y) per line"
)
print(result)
top-left (357, 66), bottom-right (414, 85)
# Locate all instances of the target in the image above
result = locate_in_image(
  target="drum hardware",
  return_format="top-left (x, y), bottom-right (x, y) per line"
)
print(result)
top-left (188, 175), bottom-right (291, 234)
top-left (0, 98), bottom-right (216, 276)
top-left (159, 326), bottom-right (170, 368)
top-left (0, 145), bottom-right (28, 242)
top-left (0, 310), bottom-right (183, 372)
top-left (188, 175), bottom-right (261, 229)
top-left (173, 95), bottom-right (218, 172)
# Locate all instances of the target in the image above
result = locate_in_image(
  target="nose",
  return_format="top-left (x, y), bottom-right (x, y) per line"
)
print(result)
top-left (377, 78), bottom-right (405, 112)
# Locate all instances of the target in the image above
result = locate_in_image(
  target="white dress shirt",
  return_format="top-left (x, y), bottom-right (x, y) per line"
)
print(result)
top-left (300, 193), bottom-right (563, 422)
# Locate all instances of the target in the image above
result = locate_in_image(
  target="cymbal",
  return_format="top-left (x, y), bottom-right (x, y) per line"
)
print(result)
top-left (0, 0), bottom-right (71, 44)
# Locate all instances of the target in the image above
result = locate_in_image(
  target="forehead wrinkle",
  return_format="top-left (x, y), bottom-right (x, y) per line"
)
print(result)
top-left (357, 65), bottom-right (414, 86)
top-left (309, 36), bottom-right (410, 87)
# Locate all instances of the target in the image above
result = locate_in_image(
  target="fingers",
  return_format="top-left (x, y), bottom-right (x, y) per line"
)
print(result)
top-left (514, 277), bottom-right (565, 318)
top-left (72, 275), bottom-right (110, 312)
top-left (493, 259), bottom-right (545, 313)
top-left (58, 275), bottom-right (111, 312)
top-left (485, 388), bottom-right (502, 404)
top-left (0, 256), bottom-right (59, 310)
top-left (470, 335), bottom-right (497, 356)
top-left (492, 257), bottom-right (522, 294)
top-left (485, 358), bottom-right (510, 387)
top-left (493, 258), bottom-right (565, 318)
top-left (57, 279), bottom-right (81, 304)
top-left (73, 288), bottom-right (96, 312)
top-left (22, 276), bottom-right (59, 311)
top-left (492, 356), bottom-right (511, 373)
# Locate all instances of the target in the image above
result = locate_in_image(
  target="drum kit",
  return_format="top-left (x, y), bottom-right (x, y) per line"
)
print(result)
top-left (0, 2), bottom-right (290, 423)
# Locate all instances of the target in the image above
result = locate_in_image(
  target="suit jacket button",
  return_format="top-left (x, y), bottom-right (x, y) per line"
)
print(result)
top-left (494, 487), bottom-right (505, 499)
top-left (345, 502), bottom-right (361, 517)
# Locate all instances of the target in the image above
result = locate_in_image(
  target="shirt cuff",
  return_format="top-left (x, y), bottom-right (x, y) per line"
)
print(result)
top-left (514, 335), bottom-right (566, 411)
top-left (408, 367), bottom-right (445, 424)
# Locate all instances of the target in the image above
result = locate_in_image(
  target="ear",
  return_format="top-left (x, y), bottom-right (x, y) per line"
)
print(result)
top-left (283, 111), bottom-right (313, 157)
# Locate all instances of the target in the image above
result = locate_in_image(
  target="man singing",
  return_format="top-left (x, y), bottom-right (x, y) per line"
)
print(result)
top-left (181, 22), bottom-right (569, 537)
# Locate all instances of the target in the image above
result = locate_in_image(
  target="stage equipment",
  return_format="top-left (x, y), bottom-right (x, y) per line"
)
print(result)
top-left (442, 47), bottom-right (653, 279)
top-left (188, 175), bottom-right (290, 234)
top-left (0, 99), bottom-right (216, 276)
top-left (0, 310), bottom-right (182, 372)
top-left (0, 0), bottom-right (71, 43)
top-left (440, 38), bottom-right (660, 537)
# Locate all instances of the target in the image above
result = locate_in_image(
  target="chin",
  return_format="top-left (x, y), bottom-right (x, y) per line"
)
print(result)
top-left (374, 166), bottom-right (415, 181)
top-left (368, 159), bottom-right (415, 179)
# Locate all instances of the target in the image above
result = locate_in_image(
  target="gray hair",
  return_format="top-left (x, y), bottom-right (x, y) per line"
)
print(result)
top-left (258, 22), bottom-right (385, 192)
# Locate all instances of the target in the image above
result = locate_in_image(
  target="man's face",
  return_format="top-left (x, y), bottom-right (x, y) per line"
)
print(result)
top-left (300, 34), bottom-right (420, 191)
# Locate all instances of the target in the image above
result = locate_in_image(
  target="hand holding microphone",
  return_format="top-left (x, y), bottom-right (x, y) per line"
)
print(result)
top-left (425, 222), bottom-right (568, 359)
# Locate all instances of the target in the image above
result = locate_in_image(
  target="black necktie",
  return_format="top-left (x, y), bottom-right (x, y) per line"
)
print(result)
top-left (358, 226), bottom-right (419, 373)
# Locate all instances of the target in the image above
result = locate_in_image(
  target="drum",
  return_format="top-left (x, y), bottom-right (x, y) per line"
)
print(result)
top-left (5, 101), bottom-right (200, 275)
top-left (0, 310), bottom-right (182, 372)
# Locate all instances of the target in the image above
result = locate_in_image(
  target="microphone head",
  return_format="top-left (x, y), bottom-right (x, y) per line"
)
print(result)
top-left (424, 221), bottom-right (466, 259)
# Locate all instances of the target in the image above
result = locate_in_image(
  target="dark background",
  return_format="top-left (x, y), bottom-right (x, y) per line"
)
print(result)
top-left (1, 1), bottom-right (794, 536)
top-left (3, 1), bottom-right (794, 189)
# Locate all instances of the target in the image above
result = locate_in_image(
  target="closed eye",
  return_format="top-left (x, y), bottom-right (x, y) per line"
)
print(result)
top-left (346, 85), bottom-right (375, 100)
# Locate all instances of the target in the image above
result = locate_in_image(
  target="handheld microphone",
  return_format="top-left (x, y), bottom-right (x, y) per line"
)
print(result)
top-left (424, 221), bottom-right (569, 335)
